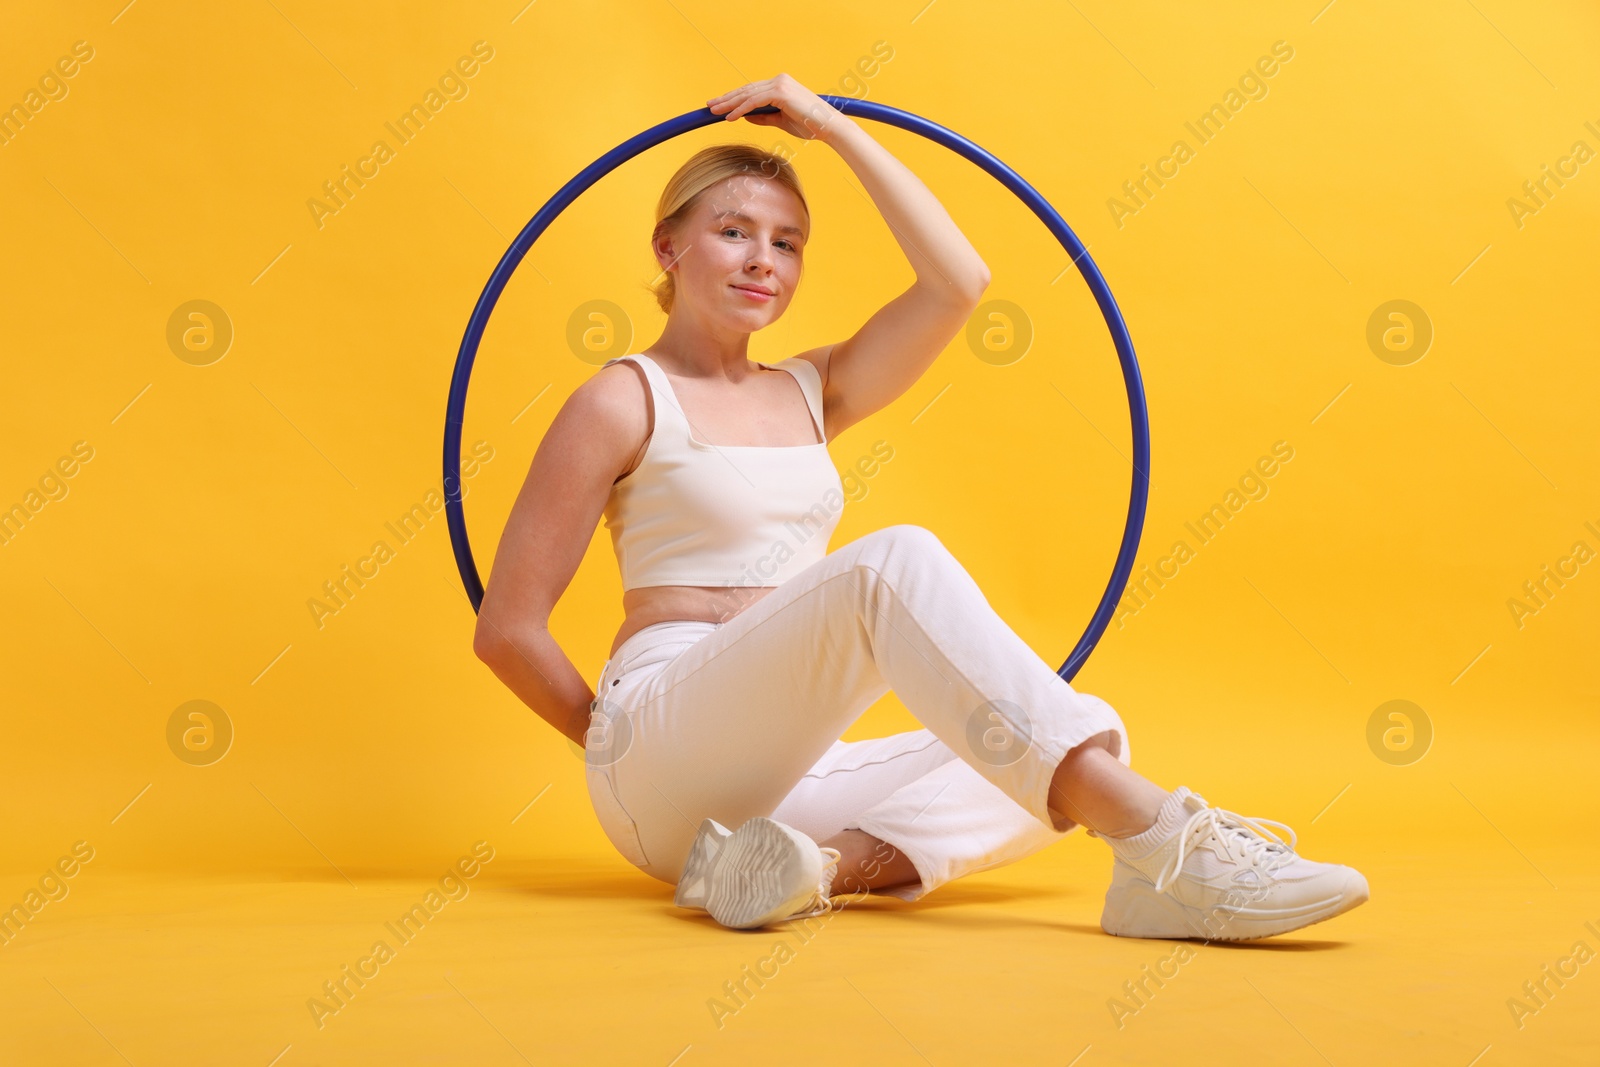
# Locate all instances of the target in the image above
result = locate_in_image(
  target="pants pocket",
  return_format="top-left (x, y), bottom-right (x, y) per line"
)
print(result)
top-left (606, 621), bottom-right (720, 690)
top-left (609, 638), bottom-right (700, 692)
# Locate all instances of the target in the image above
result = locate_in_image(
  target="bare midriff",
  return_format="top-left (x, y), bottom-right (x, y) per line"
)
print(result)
top-left (609, 585), bottom-right (778, 657)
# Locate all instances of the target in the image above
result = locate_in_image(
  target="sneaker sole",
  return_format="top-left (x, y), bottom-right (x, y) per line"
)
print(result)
top-left (683, 817), bottom-right (825, 930)
top-left (1102, 866), bottom-right (1370, 941)
top-left (673, 818), bottom-right (730, 910)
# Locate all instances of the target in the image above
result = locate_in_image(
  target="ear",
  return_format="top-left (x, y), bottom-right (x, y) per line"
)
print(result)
top-left (651, 223), bottom-right (680, 272)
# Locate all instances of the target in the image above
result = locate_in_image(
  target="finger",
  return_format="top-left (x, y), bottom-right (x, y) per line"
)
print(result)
top-left (707, 79), bottom-right (768, 110)
top-left (724, 92), bottom-right (773, 122)
top-left (707, 84), bottom-right (754, 111)
top-left (711, 87), bottom-right (758, 116)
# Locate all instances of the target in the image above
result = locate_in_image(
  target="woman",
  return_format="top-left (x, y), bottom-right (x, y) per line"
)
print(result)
top-left (474, 74), bottom-right (1369, 936)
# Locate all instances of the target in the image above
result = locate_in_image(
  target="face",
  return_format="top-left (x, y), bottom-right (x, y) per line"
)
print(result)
top-left (655, 174), bottom-right (807, 329)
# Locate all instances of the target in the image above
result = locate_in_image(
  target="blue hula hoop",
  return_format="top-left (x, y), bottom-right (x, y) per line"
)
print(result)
top-left (445, 97), bottom-right (1150, 682)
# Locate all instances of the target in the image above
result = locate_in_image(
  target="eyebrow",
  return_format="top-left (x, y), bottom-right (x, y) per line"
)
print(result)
top-left (714, 210), bottom-right (806, 239)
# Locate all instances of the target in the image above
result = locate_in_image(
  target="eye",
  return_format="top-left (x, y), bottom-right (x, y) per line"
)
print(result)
top-left (776, 239), bottom-right (797, 252)
top-left (722, 227), bottom-right (743, 238)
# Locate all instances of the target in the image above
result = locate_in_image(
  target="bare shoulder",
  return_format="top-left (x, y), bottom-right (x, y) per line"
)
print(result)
top-left (569, 358), bottom-right (648, 421)
top-left (544, 359), bottom-right (651, 477)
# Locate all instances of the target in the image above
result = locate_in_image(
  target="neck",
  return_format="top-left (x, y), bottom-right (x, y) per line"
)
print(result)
top-left (647, 308), bottom-right (757, 380)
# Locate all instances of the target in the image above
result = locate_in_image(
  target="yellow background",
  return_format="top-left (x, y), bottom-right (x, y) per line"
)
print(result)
top-left (1, 0), bottom-right (1596, 1063)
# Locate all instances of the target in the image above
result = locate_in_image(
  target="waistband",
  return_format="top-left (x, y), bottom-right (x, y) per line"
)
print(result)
top-left (597, 620), bottom-right (722, 693)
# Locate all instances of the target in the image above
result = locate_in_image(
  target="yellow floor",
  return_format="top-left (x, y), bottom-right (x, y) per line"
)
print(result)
top-left (5, 832), bottom-right (1595, 1065)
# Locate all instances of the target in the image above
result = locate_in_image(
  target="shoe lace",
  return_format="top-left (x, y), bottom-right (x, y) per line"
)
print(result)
top-left (789, 847), bottom-right (843, 920)
top-left (1151, 806), bottom-right (1299, 895)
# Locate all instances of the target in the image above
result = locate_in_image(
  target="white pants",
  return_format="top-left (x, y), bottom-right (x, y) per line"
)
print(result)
top-left (584, 525), bottom-right (1132, 902)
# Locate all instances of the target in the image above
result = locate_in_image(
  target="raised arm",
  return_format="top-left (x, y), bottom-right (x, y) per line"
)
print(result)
top-left (472, 364), bottom-right (646, 746)
top-left (709, 74), bottom-right (992, 441)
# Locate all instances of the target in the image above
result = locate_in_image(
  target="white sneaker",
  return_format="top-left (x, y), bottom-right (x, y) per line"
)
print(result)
top-left (674, 816), bottom-right (842, 930)
top-left (1095, 786), bottom-right (1369, 941)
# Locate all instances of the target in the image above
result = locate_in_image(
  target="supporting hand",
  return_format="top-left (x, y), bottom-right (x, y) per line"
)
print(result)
top-left (706, 73), bottom-right (849, 143)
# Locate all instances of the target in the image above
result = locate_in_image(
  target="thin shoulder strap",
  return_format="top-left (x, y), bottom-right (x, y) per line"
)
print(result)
top-left (603, 354), bottom-right (690, 442)
top-left (772, 357), bottom-right (826, 443)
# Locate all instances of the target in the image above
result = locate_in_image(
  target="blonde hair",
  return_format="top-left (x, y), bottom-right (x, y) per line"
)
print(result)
top-left (648, 143), bottom-right (808, 315)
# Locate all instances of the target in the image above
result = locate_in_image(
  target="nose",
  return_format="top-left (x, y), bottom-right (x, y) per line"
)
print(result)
top-left (745, 244), bottom-right (776, 273)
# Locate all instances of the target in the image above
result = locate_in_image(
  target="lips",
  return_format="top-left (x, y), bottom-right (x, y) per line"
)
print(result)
top-left (731, 284), bottom-right (775, 299)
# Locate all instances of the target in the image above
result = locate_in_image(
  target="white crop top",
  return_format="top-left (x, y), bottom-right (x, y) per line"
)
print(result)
top-left (600, 353), bottom-right (845, 591)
